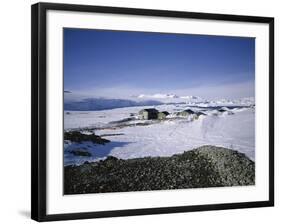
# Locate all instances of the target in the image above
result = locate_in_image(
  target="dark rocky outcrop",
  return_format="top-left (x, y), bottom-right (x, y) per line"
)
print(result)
top-left (64, 145), bottom-right (255, 194)
top-left (64, 131), bottom-right (110, 144)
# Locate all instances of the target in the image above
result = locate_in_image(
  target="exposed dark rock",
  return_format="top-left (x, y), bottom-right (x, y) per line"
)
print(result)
top-left (105, 156), bottom-right (119, 161)
top-left (64, 131), bottom-right (110, 144)
top-left (64, 145), bottom-right (255, 194)
top-left (196, 111), bottom-right (206, 116)
top-left (218, 108), bottom-right (226, 112)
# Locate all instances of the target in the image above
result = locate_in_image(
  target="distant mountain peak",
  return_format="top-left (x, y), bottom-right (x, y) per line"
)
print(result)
top-left (137, 93), bottom-right (202, 100)
top-left (137, 93), bottom-right (179, 99)
top-left (180, 95), bottom-right (200, 100)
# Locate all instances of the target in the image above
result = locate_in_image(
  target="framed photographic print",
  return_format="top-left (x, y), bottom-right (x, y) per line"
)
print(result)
top-left (31, 2), bottom-right (274, 222)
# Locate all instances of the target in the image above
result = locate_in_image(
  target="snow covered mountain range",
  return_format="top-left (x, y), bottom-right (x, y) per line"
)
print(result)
top-left (64, 92), bottom-right (254, 111)
top-left (136, 93), bottom-right (200, 100)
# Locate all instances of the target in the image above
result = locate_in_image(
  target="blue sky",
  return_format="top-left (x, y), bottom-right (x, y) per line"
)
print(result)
top-left (64, 28), bottom-right (255, 99)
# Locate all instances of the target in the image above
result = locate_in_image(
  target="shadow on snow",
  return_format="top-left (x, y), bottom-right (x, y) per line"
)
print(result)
top-left (64, 141), bottom-right (131, 166)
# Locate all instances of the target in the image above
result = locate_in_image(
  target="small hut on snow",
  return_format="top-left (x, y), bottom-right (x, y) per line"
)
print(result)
top-left (139, 108), bottom-right (159, 120)
top-left (177, 109), bottom-right (195, 117)
top-left (157, 111), bottom-right (170, 120)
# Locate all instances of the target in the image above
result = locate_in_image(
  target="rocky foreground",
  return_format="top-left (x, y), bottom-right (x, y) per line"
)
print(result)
top-left (64, 145), bottom-right (255, 194)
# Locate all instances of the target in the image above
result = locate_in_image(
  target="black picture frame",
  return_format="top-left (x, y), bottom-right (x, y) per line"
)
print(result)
top-left (31, 2), bottom-right (274, 222)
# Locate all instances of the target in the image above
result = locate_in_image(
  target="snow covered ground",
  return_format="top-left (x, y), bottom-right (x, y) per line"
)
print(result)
top-left (64, 101), bottom-right (255, 166)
